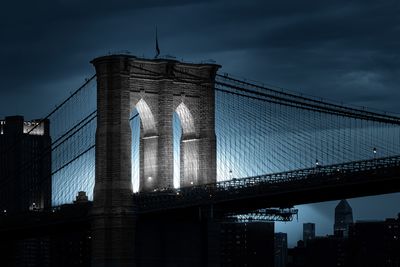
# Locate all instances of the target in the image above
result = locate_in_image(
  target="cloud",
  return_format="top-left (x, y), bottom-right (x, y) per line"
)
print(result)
top-left (0, 0), bottom-right (399, 115)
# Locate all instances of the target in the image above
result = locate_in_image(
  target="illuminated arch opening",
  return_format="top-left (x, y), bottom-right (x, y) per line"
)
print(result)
top-left (131, 99), bottom-right (157, 192)
top-left (173, 112), bottom-right (182, 188)
top-left (130, 109), bottom-right (140, 192)
top-left (174, 102), bottom-right (199, 187)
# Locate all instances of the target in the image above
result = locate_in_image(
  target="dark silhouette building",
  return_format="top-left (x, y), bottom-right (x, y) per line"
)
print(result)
top-left (384, 214), bottom-right (400, 267)
top-left (348, 220), bottom-right (385, 266)
top-left (287, 240), bottom-right (306, 267)
top-left (289, 235), bottom-right (348, 267)
top-left (303, 223), bottom-right (315, 245)
top-left (0, 193), bottom-right (92, 267)
top-left (307, 235), bottom-right (348, 267)
top-left (0, 115), bottom-right (51, 213)
top-left (289, 213), bottom-right (400, 267)
top-left (220, 222), bottom-right (275, 266)
top-left (348, 214), bottom-right (400, 267)
top-left (275, 232), bottom-right (288, 267)
top-left (334, 199), bottom-right (353, 237)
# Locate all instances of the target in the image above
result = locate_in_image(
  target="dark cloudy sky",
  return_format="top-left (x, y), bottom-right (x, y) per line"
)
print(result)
top-left (1, 0), bottom-right (399, 246)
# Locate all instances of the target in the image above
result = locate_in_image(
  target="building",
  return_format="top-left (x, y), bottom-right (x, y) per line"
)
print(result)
top-left (307, 235), bottom-right (348, 267)
top-left (0, 193), bottom-right (92, 267)
top-left (348, 220), bottom-right (385, 266)
top-left (303, 223), bottom-right (315, 245)
top-left (287, 240), bottom-right (306, 267)
top-left (275, 232), bottom-right (288, 267)
top-left (347, 214), bottom-right (400, 267)
top-left (0, 115), bottom-right (51, 213)
top-left (334, 199), bottom-right (353, 237)
top-left (220, 222), bottom-right (275, 266)
top-left (288, 236), bottom-right (348, 267)
top-left (384, 214), bottom-right (400, 266)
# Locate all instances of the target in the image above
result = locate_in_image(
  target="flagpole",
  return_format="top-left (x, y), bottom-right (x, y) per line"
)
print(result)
top-left (155, 26), bottom-right (160, 59)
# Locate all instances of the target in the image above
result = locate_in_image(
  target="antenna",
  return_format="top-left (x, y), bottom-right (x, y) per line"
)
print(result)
top-left (155, 26), bottom-right (160, 58)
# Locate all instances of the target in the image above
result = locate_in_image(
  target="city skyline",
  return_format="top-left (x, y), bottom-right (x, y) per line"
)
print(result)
top-left (0, 1), bottom-right (399, 264)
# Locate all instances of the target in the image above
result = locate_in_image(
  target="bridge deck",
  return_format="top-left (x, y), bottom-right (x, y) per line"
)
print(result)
top-left (135, 156), bottom-right (400, 213)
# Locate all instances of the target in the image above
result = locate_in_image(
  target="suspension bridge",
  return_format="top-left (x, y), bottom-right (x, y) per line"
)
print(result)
top-left (1, 54), bottom-right (400, 266)
top-left (31, 55), bottom-right (400, 210)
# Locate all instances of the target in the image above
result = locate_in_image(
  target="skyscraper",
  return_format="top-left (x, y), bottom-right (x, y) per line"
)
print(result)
top-left (275, 232), bottom-right (288, 267)
top-left (0, 115), bottom-right (51, 213)
top-left (334, 199), bottom-right (353, 237)
top-left (303, 223), bottom-right (315, 245)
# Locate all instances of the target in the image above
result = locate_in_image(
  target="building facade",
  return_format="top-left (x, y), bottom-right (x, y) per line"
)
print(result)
top-left (348, 214), bottom-right (400, 267)
top-left (0, 116), bottom-right (51, 213)
top-left (220, 222), bottom-right (275, 266)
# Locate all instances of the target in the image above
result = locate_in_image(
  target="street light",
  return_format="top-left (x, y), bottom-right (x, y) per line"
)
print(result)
top-left (315, 159), bottom-right (320, 167)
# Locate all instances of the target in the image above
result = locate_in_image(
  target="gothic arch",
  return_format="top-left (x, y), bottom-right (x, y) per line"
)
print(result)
top-left (131, 98), bottom-right (158, 191)
top-left (175, 102), bottom-right (199, 187)
top-left (175, 102), bottom-right (196, 137)
top-left (135, 99), bottom-right (156, 135)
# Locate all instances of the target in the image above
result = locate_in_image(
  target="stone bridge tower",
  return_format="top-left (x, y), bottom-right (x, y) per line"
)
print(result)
top-left (91, 55), bottom-right (220, 266)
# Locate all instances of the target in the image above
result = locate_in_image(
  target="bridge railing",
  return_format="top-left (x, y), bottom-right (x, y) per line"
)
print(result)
top-left (216, 155), bottom-right (400, 188)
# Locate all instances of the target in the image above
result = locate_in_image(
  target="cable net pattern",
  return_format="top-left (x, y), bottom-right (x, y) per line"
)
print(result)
top-left (30, 72), bottom-right (399, 205)
top-left (215, 75), bottom-right (400, 181)
top-left (50, 77), bottom-right (97, 205)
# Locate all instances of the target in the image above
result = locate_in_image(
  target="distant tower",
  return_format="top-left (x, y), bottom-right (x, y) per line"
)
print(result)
top-left (303, 223), bottom-right (315, 246)
top-left (274, 232), bottom-right (288, 267)
top-left (334, 199), bottom-right (353, 237)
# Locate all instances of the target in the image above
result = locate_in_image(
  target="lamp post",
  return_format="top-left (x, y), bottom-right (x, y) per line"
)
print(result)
top-left (315, 159), bottom-right (320, 167)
